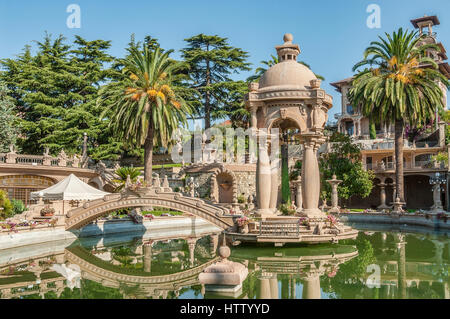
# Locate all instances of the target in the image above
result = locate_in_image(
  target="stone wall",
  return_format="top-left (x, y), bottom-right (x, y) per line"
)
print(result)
top-left (183, 170), bottom-right (256, 201)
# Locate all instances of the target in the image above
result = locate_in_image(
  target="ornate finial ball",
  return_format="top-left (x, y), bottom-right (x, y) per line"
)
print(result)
top-left (332, 174), bottom-right (337, 180)
top-left (283, 33), bottom-right (293, 43)
top-left (218, 245), bottom-right (231, 259)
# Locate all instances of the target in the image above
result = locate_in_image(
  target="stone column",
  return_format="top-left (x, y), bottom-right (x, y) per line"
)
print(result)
top-left (210, 234), bottom-right (219, 257)
top-left (143, 243), bottom-right (152, 273)
top-left (269, 157), bottom-right (280, 212)
top-left (301, 135), bottom-right (324, 218)
top-left (396, 235), bottom-right (407, 299)
top-left (259, 277), bottom-right (271, 299)
top-left (250, 106), bottom-right (258, 129)
top-left (269, 276), bottom-right (278, 299)
top-left (187, 237), bottom-right (198, 267)
top-left (290, 275), bottom-right (296, 299)
top-left (256, 142), bottom-right (273, 217)
top-left (302, 274), bottom-right (321, 299)
top-left (378, 183), bottom-right (389, 209)
top-left (295, 176), bottom-right (303, 212)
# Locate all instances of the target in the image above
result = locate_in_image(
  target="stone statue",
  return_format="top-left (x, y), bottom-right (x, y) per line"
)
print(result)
top-left (153, 174), bottom-right (161, 188)
top-left (125, 175), bottom-right (132, 189)
top-left (187, 177), bottom-right (199, 197)
top-left (8, 144), bottom-right (16, 154)
top-left (57, 149), bottom-right (68, 166)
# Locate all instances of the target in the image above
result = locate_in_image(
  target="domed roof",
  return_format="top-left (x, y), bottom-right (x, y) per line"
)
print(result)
top-left (258, 34), bottom-right (317, 90)
top-left (258, 60), bottom-right (317, 90)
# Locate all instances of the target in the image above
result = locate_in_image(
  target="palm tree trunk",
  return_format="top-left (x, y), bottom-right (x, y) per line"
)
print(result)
top-left (394, 119), bottom-right (405, 202)
top-left (144, 123), bottom-right (154, 183)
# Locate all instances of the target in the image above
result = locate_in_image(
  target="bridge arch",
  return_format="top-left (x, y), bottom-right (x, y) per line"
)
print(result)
top-left (65, 189), bottom-right (234, 231)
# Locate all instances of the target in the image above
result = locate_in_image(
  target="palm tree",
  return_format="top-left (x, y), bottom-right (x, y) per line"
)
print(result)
top-left (99, 46), bottom-right (191, 182)
top-left (247, 54), bottom-right (325, 82)
top-left (112, 167), bottom-right (141, 192)
top-left (349, 28), bottom-right (449, 202)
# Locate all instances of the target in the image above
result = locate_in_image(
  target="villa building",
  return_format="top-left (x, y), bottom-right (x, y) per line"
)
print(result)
top-left (331, 15), bottom-right (450, 210)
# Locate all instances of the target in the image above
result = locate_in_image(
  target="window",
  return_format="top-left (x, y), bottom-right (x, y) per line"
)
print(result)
top-left (346, 105), bottom-right (354, 115)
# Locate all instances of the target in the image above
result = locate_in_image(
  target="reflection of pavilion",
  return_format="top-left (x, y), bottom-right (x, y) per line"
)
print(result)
top-left (233, 246), bottom-right (358, 299)
top-left (373, 233), bottom-right (449, 299)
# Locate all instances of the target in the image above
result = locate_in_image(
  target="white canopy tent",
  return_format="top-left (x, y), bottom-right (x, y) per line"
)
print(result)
top-left (30, 173), bottom-right (110, 201)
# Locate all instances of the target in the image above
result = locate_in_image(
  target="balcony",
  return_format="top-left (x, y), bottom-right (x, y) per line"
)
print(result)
top-left (364, 160), bottom-right (446, 172)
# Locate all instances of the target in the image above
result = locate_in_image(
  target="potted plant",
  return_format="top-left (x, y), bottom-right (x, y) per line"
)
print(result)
top-left (236, 216), bottom-right (250, 234)
top-left (326, 214), bottom-right (338, 227)
top-left (40, 205), bottom-right (55, 217)
top-left (298, 217), bottom-right (310, 228)
top-left (279, 202), bottom-right (296, 216)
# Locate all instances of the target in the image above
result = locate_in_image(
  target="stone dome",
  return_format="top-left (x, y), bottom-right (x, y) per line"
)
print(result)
top-left (258, 33), bottom-right (317, 90)
top-left (258, 60), bottom-right (317, 90)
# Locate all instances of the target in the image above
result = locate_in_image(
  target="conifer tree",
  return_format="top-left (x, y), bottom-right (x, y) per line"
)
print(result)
top-left (181, 34), bottom-right (251, 129)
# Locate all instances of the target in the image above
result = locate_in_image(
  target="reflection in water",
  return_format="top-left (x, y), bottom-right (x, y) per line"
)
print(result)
top-left (0, 229), bottom-right (448, 299)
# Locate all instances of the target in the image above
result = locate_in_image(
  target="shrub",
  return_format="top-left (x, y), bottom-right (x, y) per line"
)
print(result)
top-left (11, 199), bottom-right (26, 215)
top-left (0, 190), bottom-right (13, 220)
top-left (279, 202), bottom-right (296, 216)
top-left (237, 194), bottom-right (246, 204)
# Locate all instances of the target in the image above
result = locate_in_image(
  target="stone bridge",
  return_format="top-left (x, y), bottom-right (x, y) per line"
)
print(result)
top-left (65, 187), bottom-right (235, 231)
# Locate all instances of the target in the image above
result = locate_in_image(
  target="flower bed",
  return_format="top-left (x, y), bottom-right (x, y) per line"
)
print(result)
top-left (0, 218), bottom-right (59, 233)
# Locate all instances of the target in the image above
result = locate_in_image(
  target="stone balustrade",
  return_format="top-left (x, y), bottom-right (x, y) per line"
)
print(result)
top-left (0, 148), bottom-right (81, 168)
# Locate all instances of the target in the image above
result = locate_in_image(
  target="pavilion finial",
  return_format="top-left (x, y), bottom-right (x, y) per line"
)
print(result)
top-left (276, 33), bottom-right (300, 62)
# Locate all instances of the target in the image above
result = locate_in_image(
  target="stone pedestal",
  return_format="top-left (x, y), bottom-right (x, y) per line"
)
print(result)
top-left (199, 245), bottom-right (248, 291)
top-left (326, 174), bottom-right (342, 213)
top-left (294, 176), bottom-right (303, 212)
top-left (431, 183), bottom-right (444, 213)
top-left (378, 183), bottom-right (389, 209)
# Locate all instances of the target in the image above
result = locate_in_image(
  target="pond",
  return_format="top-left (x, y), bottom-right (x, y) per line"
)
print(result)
top-left (0, 226), bottom-right (448, 299)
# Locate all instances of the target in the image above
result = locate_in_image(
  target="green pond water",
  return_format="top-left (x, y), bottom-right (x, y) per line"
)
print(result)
top-left (0, 225), bottom-right (449, 299)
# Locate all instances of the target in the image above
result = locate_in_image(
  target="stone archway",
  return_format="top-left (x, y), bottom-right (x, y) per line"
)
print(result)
top-left (210, 167), bottom-right (237, 204)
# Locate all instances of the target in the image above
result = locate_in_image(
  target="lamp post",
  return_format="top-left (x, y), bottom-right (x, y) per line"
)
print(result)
top-left (429, 172), bottom-right (447, 214)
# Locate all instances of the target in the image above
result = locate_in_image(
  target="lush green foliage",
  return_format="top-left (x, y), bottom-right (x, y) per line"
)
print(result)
top-left (112, 166), bottom-right (142, 191)
top-left (11, 199), bottom-right (26, 215)
top-left (0, 84), bottom-right (20, 152)
top-left (181, 34), bottom-right (251, 129)
top-left (0, 190), bottom-right (13, 220)
top-left (99, 45), bottom-right (191, 180)
top-left (350, 28), bottom-right (448, 127)
top-left (349, 28), bottom-right (449, 201)
top-left (320, 133), bottom-right (375, 200)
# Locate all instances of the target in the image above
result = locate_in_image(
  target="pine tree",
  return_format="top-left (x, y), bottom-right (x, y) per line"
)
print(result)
top-left (181, 34), bottom-right (251, 129)
top-left (0, 33), bottom-right (126, 159)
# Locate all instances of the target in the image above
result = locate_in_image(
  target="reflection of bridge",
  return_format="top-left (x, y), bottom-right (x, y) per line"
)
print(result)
top-left (65, 247), bottom-right (219, 299)
top-left (66, 187), bottom-right (234, 231)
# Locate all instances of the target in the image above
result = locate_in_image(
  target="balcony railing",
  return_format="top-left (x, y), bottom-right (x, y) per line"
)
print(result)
top-left (365, 160), bottom-right (445, 172)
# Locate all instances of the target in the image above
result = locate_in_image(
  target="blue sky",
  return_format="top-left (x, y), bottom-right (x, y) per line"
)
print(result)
top-left (1, 0), bottom-right (449, 124)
